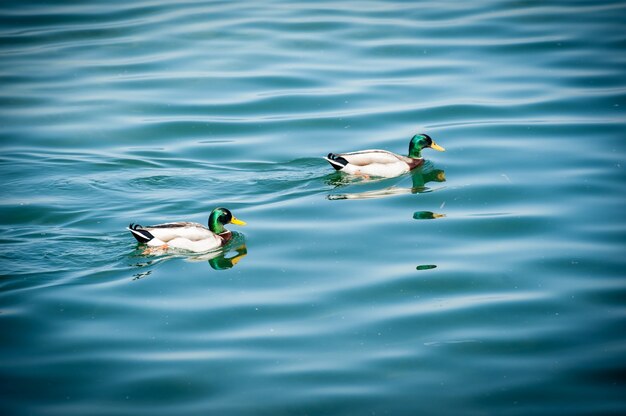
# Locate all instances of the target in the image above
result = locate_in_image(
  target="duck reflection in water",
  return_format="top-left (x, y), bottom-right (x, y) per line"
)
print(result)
top-left (195, 243), bottom-right (247, 270)
top-left (326, 162), bottom-right (446, 200)
top-left (132, 235), bottom-right (247, 273)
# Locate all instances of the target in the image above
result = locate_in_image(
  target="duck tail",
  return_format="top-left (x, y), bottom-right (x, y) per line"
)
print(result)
top-left (127, 223), bottom-right (154, 244)
top-left (325, 153), bottom-right (349, 171)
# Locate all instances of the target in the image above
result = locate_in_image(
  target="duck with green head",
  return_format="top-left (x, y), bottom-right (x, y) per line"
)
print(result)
top-left (128, 207), bottom-right (246, 253)
top-left (325, 133), bottom-right (445, 178)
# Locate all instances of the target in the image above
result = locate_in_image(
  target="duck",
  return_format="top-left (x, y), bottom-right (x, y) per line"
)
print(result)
top-left (128, 207), bottom-right (246, 253)
top-left (324, 133), bottom-right (445, 178)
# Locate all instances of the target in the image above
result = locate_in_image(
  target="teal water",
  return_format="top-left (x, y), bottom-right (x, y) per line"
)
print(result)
top-left (1, 1), bottom-right (625, 414)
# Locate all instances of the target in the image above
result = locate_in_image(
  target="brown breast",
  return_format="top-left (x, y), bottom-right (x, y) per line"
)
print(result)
top-left (408, 158), bottom-right (424, 170)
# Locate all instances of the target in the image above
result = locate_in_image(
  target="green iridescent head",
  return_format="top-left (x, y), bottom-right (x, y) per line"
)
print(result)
top-left (408, 133), bottom-right (445, 158)
top-left (208, 207), bottom-right (246, 234)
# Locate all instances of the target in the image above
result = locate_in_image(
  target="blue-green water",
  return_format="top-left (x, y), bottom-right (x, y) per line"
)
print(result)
top-left (1, 1), bottom-right (625, 414)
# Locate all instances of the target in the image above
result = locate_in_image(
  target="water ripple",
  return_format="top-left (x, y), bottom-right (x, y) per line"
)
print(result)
top-left (1, 0), bottom-right (625, 415)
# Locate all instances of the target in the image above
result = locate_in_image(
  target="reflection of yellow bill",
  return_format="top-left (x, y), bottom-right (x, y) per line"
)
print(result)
top-left (231, 253), bottom-right (246, 265)
top-left (230, 216), bottom-right (247, 226)
top-left (431, 141), bottom-right (445, 151)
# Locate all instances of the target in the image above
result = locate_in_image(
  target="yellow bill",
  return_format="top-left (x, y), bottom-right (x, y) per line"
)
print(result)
top-left (230, 216), bottom-right (247, 226)
top-left (431, 141), bottom-right (445, 151)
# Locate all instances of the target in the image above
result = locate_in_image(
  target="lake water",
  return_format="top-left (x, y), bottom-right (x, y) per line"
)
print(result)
top-left (1, 1), bottom-right (625, 414)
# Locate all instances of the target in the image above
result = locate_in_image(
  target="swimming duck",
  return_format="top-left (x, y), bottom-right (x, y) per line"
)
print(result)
top-left (128, 207), bottom-right (246, 253)
top-left (324, 133), bottom-right (445, 178)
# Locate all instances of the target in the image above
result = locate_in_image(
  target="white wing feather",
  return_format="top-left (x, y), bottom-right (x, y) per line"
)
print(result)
top-left (145, 222), bottom-right (218, 242)
top-left (335, 150), bottom-right (412, 177)
top-left (160, 237), bottom-right (222, 252)
top-left (339, 150), bottom-right (406, 166)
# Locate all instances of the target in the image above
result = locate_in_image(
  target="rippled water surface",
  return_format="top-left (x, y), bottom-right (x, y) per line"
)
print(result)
top-left (1, 1), bottom-right (625, 414)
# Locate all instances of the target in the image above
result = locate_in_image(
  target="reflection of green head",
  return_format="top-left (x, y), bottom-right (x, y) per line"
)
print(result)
top-left (408, 134), bottom-right (445, 158)
top-left (208, 256), bottom-right (235, 270)
top-left (208, 244), bottom-right (248, 270)
top-left (423, 169), bottom-right (446, 183)
top-left (413, 211), bottom-right (446, 220)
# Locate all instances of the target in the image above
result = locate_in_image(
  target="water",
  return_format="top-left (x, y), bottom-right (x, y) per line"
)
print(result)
top-left (1, 1), bottom-right (625, 414)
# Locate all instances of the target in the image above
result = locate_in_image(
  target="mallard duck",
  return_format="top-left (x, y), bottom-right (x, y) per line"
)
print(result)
top-left (324, 133), bottom-right (445, 178)
top-left (128, 207), bottom-right (246, 253)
